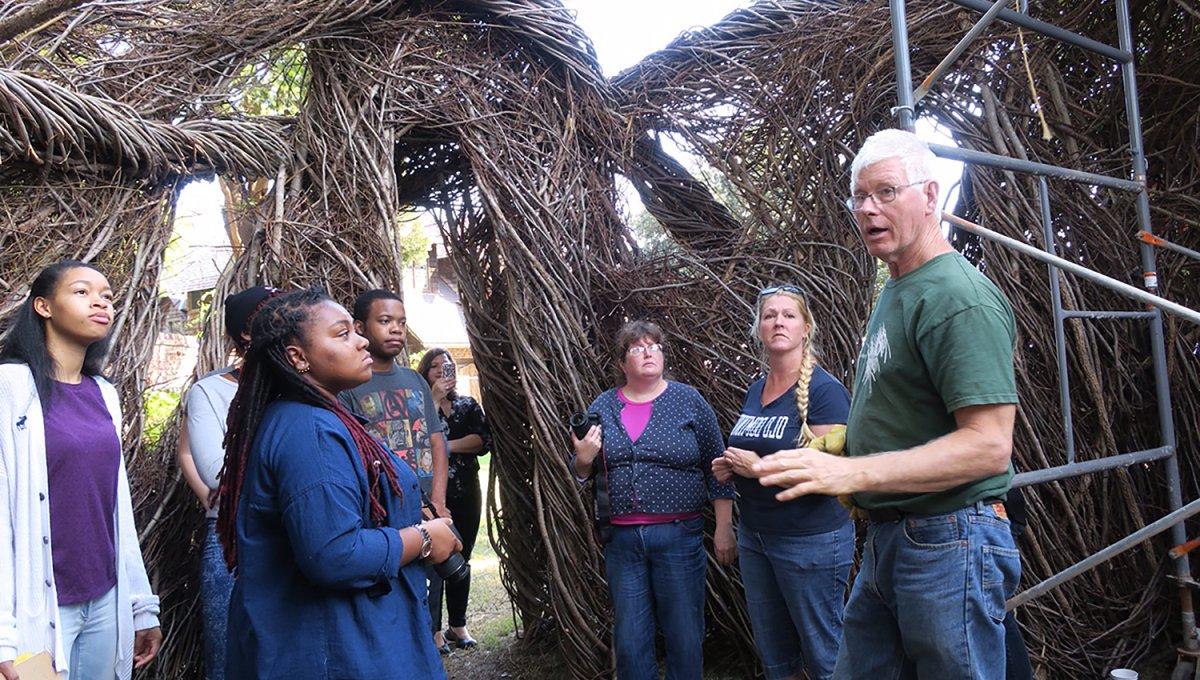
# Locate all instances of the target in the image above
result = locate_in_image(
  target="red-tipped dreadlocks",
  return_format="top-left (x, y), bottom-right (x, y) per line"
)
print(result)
top-left (327, 401), bottom-right (401, 525)
top-left (215, 287), bottom-right (402, 572)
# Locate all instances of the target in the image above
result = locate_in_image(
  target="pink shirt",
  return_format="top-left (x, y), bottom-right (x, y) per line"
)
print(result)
top-left (610, 512), bottom-right (701, 525)
top-left (616, 388), bottom-right (653, 442)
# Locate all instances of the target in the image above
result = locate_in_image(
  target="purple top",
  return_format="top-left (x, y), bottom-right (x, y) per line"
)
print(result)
top-left (44, 377), bottom-right (120, 605)
top-left (616, 388), bottom-right (654, 443)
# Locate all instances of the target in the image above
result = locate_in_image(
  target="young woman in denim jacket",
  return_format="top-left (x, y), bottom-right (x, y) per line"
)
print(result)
top-left (712, 285), bottom-right (853, 680)
top-left (214, 288), bottom-right (460, 679)
top-left (0, 261), bottom-right (161, 680)
top-left (571, 320), bottom-right (735, 680)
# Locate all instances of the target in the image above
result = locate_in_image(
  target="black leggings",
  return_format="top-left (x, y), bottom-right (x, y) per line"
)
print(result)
top-left (429, 477), bottom-right (482, 630)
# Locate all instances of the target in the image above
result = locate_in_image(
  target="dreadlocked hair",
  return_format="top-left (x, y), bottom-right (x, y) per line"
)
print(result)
top-left (216, 287), bottom-right (403, 572)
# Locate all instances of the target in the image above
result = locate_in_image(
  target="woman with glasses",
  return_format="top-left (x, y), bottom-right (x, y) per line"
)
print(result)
top-left (571, 320), bottom-right (735, 680)
top-left (712, 285), bottom-right (853, 680)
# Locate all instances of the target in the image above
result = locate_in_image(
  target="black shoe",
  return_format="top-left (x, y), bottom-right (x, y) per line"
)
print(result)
top-left (444, 628), bottom-right (477, 649)
top-left (437, 642), bottom-right (452, 656)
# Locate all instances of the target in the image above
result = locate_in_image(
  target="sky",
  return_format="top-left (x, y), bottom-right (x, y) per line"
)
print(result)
top-left (564, 0), bottom-right (753, 75)
top-left (171, 0), bottom-right (963, 274)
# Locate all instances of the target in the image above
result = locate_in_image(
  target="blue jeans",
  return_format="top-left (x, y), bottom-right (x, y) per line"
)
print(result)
top-left (603, 517), bottom-right (706, 680)
top-left (200, 518), bottom-right (234, 680)
top-left (58, 586), bottom-right (119, 680)
top-left (833, 502), bottom-right (1021, 680)
top-left (738, 521), bottom-right (854, 680)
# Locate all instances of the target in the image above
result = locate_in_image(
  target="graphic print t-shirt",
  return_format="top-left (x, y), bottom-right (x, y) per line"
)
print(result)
top-left (728, 367), bottom-right (851, 535)
top-left (339, 364), bottom-right (446, 493)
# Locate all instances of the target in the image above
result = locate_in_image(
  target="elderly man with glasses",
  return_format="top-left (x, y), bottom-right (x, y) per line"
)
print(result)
top-left (754, 128), bottom-right (1021, 679)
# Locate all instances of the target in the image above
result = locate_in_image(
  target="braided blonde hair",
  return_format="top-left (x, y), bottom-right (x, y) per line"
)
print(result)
top-left (792, 340), bottom-right (818, 447)
top-left (754, 288), bottom-right (819, 446)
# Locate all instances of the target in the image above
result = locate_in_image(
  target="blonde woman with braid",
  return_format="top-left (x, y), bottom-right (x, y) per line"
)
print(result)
top-left (711, 284), bottom-right (852, 680)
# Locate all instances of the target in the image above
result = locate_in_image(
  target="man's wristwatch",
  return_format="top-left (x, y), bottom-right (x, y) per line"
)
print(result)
top-left (415, 523), bottom-right (433, 560)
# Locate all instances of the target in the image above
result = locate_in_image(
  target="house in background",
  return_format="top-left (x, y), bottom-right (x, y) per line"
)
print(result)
top-left (150, 191), bottom-right (480, 400)
top-left (148, 208), bottom-right (233, 390)
top-left (403, 226), bottom-right (480, 402)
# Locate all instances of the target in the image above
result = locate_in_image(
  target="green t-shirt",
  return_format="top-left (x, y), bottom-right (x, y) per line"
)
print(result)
top-left (846, 251), bottom-right (1018, 513)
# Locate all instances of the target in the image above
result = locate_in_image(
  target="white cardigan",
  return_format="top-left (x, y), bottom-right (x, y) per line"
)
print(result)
top-left (0, 364), bottom-right (160, 679)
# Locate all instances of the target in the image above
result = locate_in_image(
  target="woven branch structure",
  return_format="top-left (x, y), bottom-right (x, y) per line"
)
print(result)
top-left (2, 0), bottom-right (1198, 677)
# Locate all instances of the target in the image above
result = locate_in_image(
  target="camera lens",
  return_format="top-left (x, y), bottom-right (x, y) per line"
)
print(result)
top-left (435, 552), bottom-right (470, 584)
top-left (569, 412), bottom-right (593, 439)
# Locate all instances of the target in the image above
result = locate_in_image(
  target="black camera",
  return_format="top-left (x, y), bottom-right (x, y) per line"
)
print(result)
top-left (432, 525), bottom-right (469, 584)
top-left (568, 410), bottom-right (611, 543)
top-left (421, 495), bottom-right (470, 585)
top-left (569, 411), bottom-right (601, 440)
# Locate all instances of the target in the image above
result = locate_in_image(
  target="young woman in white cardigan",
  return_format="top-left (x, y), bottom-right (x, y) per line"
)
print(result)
top-left (0, 261), bottom-right (161, 680)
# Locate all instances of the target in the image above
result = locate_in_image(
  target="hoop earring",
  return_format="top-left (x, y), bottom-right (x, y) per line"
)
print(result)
top-left (297, 365), bottom-right (310, 374)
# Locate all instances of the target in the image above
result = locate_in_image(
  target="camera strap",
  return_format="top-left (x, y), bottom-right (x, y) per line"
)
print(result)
top-left (593, 451), bottom-right (614, 544)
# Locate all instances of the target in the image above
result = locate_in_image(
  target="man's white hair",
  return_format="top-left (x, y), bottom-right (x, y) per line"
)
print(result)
top-left (850, 128), bottom-right (936, 191)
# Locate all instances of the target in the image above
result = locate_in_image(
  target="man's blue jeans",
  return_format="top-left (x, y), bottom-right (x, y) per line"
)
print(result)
top-left (603, 517), bottom-right (706, 680)
top-left (833, 502), bottom-right (1021, 680)
top-left (738, 521), bottom-right (854, 680)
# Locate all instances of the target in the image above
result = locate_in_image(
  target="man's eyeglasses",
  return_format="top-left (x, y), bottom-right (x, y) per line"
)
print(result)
top-left (759, 284), bottom-right (805, 298)
top-left (845, 180), bottom-right (928, 212)
top-left (627, 343), bottom-right (663, 356)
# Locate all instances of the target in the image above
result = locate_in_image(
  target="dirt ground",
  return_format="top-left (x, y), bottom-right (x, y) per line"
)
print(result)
top-left (443, 633), bottom-right (560, 680)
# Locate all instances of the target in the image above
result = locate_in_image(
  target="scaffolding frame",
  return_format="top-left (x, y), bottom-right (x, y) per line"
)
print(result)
top-left (886, 0), bottom-right (1200, 673)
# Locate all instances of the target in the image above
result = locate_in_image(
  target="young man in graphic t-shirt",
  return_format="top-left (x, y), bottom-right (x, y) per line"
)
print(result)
top-left (338, 289), bottom-right (448, 512)
top-left (755, 129), bottom-right (1020, 679)
top-left (338, 288), bottom-right (452, 651)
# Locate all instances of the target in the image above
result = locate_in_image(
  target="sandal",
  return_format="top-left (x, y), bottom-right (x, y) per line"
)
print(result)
top-left (444, 628), bottom-right (478, 649)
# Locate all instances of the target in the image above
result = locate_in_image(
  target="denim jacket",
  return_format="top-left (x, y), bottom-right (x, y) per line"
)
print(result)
top-left (573, 381), bottom-right (734, 516)
top-left (226, 400), bottom-right (445, 679)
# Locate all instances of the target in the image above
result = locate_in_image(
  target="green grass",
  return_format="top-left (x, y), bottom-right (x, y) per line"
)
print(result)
top-left (457, 454), bottom-right (517, 646)
top-left (441, 455), bottom-right (525, 678)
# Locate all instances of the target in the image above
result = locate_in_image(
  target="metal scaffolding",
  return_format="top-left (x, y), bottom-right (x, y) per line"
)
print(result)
top-left (886, 0), bottom-right (1200, 674)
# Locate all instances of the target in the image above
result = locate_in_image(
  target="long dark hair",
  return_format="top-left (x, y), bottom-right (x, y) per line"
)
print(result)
top-left (215, 287), bottom-right (403, 571)
top-left (0, 260), bottom-right (111, 407)
top-left (416, 347), bottom-right (457, 401)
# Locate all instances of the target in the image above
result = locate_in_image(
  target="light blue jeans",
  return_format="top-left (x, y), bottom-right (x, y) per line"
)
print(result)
top-left (200, 517), bottom-right (234, 680)
top-left (737, 521), bottom-right (854, 680)
top-left (58, 585), bottom-right (119, 680)
top-left (833, 502), bottom-right (1021, 679)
